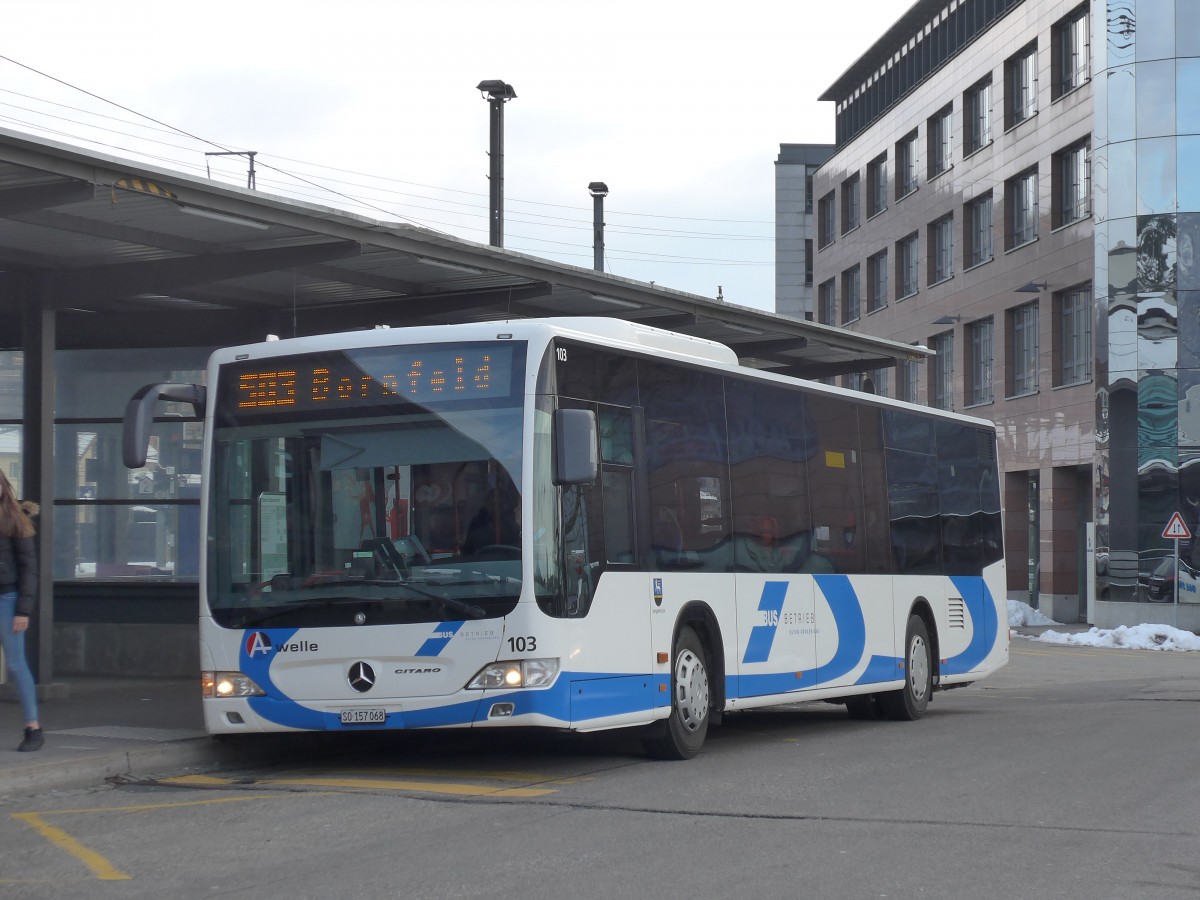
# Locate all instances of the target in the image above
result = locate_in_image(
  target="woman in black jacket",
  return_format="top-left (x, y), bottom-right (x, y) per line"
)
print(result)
top-left (0, 470), bottom-right (42, 751)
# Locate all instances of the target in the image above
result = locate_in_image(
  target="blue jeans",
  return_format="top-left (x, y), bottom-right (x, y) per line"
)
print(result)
top-left (0, 592), bottom-right (38, 724)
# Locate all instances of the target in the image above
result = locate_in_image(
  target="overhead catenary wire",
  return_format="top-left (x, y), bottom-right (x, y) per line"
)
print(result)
top-left (0, 55), bottom-right (773, 271)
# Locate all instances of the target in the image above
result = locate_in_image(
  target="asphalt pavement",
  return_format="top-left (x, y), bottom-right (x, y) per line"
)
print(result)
top-left (0, 623), bottom-right (1097, 800)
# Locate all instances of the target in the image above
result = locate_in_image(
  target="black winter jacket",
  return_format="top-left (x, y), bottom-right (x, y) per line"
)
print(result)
top-left (0, 534), bottom-right (37, 617)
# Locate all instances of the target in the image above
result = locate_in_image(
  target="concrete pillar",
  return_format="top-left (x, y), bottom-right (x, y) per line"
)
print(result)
top-left (1041, 466), bottom-right (1082, 623)
top-left (20, 274), bottom-right (55, 682)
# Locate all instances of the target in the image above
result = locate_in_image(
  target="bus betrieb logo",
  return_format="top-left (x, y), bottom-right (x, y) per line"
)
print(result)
top-left (246, 631), bottom-right (272, 657)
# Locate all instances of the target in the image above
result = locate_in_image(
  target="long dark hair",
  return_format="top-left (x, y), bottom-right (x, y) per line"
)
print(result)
top-left (0, 470), bottom-right (35, 539)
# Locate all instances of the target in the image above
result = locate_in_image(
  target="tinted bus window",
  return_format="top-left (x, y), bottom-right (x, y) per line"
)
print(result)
top-left (641, 360), bottom-right (730, 571)
top-left (725, 377), bottom-right (815, 573)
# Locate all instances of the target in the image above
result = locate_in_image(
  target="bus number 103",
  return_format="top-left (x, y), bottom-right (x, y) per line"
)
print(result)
top-left (508, 636), bottom-right (537, 652)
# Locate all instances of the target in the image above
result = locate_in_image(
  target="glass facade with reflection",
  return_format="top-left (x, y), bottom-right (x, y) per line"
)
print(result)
top-left (1093, 0), bottom-right (1200, 609)
top-left (0, 348), bottom-right (210, 584)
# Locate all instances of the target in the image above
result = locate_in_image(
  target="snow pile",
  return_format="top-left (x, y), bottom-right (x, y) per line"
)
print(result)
top-left (1033, 624), bottom-right (1200, 652)
top-left (1007, 598), bottom-right (1058, 627)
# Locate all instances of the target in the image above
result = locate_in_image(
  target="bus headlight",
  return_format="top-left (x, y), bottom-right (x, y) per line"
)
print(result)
top-left (202, 671), bottom-right (266, 699)
top-left (466, 658), bottom-right (559, 690)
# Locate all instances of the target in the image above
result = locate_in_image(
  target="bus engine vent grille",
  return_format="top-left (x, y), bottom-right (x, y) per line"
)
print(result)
top-left (948, 597), bottom-right (966, 629)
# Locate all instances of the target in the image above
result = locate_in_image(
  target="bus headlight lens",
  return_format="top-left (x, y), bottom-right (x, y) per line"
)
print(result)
top-left (466, 658), bottom-right (559, 690)
top-left (202, 671), bottom-right (266, 699)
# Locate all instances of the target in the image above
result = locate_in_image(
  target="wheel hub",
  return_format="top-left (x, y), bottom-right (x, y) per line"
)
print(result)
top-left (909, 635), bottom-right (929, 701)
top-left (674, 649), bottom-right (710, 733)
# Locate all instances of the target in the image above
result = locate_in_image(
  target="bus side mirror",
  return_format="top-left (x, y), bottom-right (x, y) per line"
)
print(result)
top-left (553, 408), bottom-right (598, 486)
top-left (123, 383), bottom-right (207, 469)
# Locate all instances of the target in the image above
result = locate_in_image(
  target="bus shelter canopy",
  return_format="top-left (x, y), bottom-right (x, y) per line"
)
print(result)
top-left (0, 127), bottom-right (927, 379)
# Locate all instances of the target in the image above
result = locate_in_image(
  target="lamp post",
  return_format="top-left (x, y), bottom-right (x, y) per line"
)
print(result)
top-left (588, 182), bottom-right (608, 272)
top-left (477, 80), bottom-right (517, 248)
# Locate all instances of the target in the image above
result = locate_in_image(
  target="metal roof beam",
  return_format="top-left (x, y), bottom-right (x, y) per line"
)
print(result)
top-left (729, 337), bottom-right (810, 357)
top-left (296, 263), bottom-right (418, 296)
top-left (52, 241), bottom-right (362, 308)
top-left (18, 208), bottom-right (210, 254)
top-left (0, 180), bottom-right (94, 218)
top-left (775, 357), bottom-right (899, 380)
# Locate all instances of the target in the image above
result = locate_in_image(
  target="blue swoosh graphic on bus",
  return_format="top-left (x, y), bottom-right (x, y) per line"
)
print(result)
top-left (733, 575), bottom-right (868, 696)
top-left (942, 576), bottom-right (997, 675)
top-left (811, 575), bottom-right (867, 683)
top-left (742, 581), bottom-right (788, 663)
top-left (416, 620), bottom-right (465, 657)
top-left (239, 628), bottom-right (336, 730)
top-left (855, 654), bottom-right (904, 683)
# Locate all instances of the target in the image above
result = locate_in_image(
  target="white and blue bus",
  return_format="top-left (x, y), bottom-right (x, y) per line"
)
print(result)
top-left (124, 318), bottom-right (1008, 759)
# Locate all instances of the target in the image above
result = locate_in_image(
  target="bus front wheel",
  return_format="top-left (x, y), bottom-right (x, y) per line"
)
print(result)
top-left (644, 625), bottom-right (710, 760)
top-left (879, 614), bottom-right (932, 721)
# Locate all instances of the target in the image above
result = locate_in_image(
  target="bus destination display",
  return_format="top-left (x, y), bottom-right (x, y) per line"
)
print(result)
top-left (221, 343), bottom-right (518, 416)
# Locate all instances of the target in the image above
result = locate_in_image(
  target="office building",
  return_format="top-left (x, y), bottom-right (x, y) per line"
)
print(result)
top-left (808, 0), bottom-right (1199, 630)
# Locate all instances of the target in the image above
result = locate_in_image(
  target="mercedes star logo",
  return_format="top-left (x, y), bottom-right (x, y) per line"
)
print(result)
top-left (348, 661), bottom-right (376, 693)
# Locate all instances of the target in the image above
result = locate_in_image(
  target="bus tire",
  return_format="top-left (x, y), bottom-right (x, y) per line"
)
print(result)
top-left (644, 625), bottom-right (710, 760)
top-left (878, 614), bottom-right (932, 721)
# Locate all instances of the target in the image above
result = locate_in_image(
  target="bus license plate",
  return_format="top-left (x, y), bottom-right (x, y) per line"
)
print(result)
top-left (340, 708), bottom-right (386, 725)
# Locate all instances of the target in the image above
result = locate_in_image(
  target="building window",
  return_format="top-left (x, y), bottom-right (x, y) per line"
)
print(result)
top-left (929, 214), bottom-right (954, 284)
top-left (842, 265), bottom-right (861, 323)
top-left (930, 331), bottom-right (954, 410)
top-left (1054, 141), bottom-right (1090, 227)
top-left (1055, 283), bottom-right (1092, 385)
top-left (819, 278), bottom-right (837, 326)
top-left (899, 357), bottom-right (920, 404)
top-left (1053, 5), bottom-right (1089, 99)
top-left (1007, 167), bottom-right (1039, 249)
top-left (867, 154), bottom-right (888, 217)
top-left (896, 131), bottom-right (918, 199)
top-left (964, 78), bottom-right (992, 155)
top-left (804, 239), bottom-right (813, 287)
top-left (805, 166), bottom-right (817, 214)
top-left (818, 191), bottom-right (836, 248)
top-left (927, 105), bottom-right (953, 178)
top-left (867, 250), bottom-right (888, 313)
top-left (841, 174), bottom-right (861, 234)
top-left (965, 192), bottom-right (994, 268)
top-left (844, 372), bottom-right (864, 392)
top-left (1008, 301), bottom-right (1040, 396)
top-left (967, 317), bottom-right (994, 406)
top-left (1005, 42), bottom-right (1038, 129)
top-left (897, 232), bottom-right (919, 299)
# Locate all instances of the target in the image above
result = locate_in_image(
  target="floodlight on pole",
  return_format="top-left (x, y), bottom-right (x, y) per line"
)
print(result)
top-left (588, 182), bottom-right (609, 272)
top-left (477, 80), bottom-right (517, 247)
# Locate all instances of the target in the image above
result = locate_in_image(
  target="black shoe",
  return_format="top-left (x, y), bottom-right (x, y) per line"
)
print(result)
top-left (18, 727), bottom-right (43, 752)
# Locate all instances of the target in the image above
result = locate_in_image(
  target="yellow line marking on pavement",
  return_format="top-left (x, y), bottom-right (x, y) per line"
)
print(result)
top-left (1012, 645), bottom-right (1146, 659)
top-left (162, 774), bottom-right (236, 786)
top-left (43, 796), bottom-right (272, 815)
top-left (291, 767), bottom-right (589, 785)
top-left (260, 776), bottom-right (557, 797)
top-left (11, 812), bottom-right (131, 881)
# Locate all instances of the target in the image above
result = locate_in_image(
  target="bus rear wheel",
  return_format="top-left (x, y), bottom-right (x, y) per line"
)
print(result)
top-left (878, 614), bottom-right (932, 721)
top-left (644, 625), bottom-right (710, 760)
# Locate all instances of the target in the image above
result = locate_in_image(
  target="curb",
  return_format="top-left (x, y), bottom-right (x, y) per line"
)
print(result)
top-left (0, 733), bottom-right (349, 800)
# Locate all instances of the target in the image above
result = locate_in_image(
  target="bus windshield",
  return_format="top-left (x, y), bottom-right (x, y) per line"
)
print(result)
top-left (207, 345), bottom-right (525, 630)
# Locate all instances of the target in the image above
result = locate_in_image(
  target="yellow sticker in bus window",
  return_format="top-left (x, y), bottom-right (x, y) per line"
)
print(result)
top-left (825, 450), bottom-right (846, 469)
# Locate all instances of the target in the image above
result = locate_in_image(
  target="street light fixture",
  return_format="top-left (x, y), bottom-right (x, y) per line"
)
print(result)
top-left (588, 182), bottom-right (609, 272)
top-left (477, 80), bottom-right (517, 247)
top-left (1017, 281), bottom-right (1047, 293)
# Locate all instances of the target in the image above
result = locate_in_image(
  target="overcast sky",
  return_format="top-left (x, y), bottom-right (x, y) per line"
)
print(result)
top-left (2, 0), bottom-right (912, 312)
